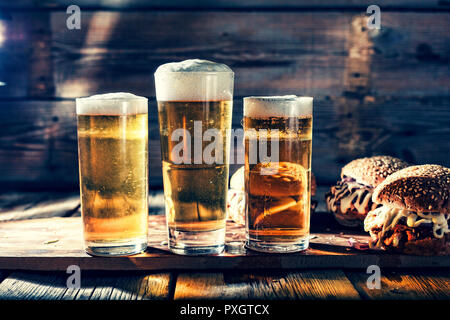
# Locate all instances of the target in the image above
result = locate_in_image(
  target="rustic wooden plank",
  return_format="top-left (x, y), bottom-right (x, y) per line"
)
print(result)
top-left (63, 272), bottom-right (172, 300)
top-left (0, 192), bottom-right (79, 222)
top-left (346, 270), bottom-right (450, 300)
top-left (0, 12), bottom-right (448, 188)
top-left (0, 190), bottom-right (164, 221)
top-left (0, 272), bottom-right (68, 300)
top-left (27, 13), bottom-right (55, 97)
top-left (0, 216), bottom-right (449, 271)
top-left (48, 11), bottom-right (449, 98)
top-left (1, 11), bottom-right (448, 99)
top-left (174, 270), bottom-right (361, 299)
top-left (0, 271), bottom-right (172, 300)
top-left (0, 0), bottom-right (446, 9)
top-left (48, 11), bottom-right (348, 99)
top-left (0, 13), bottom-right (30, 98)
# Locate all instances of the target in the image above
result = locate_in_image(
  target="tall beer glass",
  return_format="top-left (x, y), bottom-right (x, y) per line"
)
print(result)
top-left (76, 93), bottom-right (148, 256)
top-left (244, 96), bottom-right (313, 253)
top-left (154, 59), bottom-right (234, 255)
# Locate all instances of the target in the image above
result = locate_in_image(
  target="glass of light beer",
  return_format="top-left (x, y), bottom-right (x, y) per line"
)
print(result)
top-left (154, 59), bottom-right (234, 255)
top-left (244, 96), bottom-right (313, 253)
top-left (76, 93), bottom-right (148, 256)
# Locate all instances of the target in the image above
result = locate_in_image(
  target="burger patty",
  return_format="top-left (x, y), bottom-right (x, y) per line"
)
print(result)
top-left (371, 217), bottom-right (432, 245)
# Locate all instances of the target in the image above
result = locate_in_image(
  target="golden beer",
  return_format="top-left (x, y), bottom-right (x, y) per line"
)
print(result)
top-left (158, 100), bottom-right (232, 232)
top-left (155, 59), bottom-right (234, 255)
top-left (244, 96), bottom-right (313, 253)
top-left (76, 93), bottom-right (148, 256)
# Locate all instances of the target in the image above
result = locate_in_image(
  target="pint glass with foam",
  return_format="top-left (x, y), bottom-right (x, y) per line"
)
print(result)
top-left (244, 95), bottom-right (313, 253)
top-left (76, 93), bottom-right (148, 256)
top-left (154, 59), bottom-right (234, 255)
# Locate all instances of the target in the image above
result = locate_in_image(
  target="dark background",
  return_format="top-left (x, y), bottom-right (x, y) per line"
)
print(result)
top-left (0, 0), bottom-right (448, 190)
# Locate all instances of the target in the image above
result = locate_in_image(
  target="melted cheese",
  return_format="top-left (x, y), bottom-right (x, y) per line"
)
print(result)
top-left (326, 181), bottom-right (376, 215)
top-left (364, 206), bottom-right (449, 241)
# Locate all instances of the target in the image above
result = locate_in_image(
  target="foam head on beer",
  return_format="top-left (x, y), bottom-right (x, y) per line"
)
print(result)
top-left (154, 59), bottom-right (234, 102)
top-left (244, 95), bottom-right (313, 118)
top-left (76, 92), bottom-right (148, 115)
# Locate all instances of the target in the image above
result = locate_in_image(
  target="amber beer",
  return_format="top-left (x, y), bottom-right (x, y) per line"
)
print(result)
top-left (76, 93), bottom-right (148, 256)
top-left (244, 96), bottom-right (313, 253)
top-left (155, 59), bottom-right (234, 255)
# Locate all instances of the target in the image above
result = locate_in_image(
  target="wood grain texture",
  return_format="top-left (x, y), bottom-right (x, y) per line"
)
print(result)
top-left (0, 190), bottom-right (164, 221)
top-left (0, 13), bottom-right (30, 98)
top-left (0, 0), bottom-right (446, 9)
top-left (49, 11), bottom-right (450, 98)
top-left (0, 11), bottom-right (448, 98)
top-left (0, 10), bottom-right (448, 188)
top-left (0, 271), bottom-right (172, 300)
top-left (0, 192), bottom-right (79, 222)
top-left (0, 272), bottom-right (68, 300)
top-left (0, 216), bottom-right (449, 271)
top-left (174, 270), bottom-right (361, 300)
top-left (346, 270), bottom-right (450, 299)
top-left (27, 13), bottom-right (55, 97)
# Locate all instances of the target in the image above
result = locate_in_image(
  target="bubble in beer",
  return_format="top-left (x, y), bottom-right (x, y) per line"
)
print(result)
top-left (244, 95), bottom-right (313, 118)
top-left (154, 59), bottom-right (234, 102)
top-left (76, 92), bottom-right (148, 115)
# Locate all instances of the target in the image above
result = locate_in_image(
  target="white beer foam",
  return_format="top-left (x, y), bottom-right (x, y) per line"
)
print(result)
top-left (244, 95), bottom-right (313, 117)
top-left (76, 92), bottom-right (148, 115)
top-left (154, 59), bottom-right (234, 101)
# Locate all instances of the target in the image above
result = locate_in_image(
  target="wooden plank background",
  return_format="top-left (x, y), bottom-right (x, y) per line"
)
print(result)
top-left (0, 1), bottom-right (449, 9)
top-left (0, 2), bottom-right (448, 189)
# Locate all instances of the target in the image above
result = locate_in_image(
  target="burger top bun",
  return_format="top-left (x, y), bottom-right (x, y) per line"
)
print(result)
top-left (372, 164), bottom-right (450, 213)
top-left (341, 155), bottom-right (410, 187)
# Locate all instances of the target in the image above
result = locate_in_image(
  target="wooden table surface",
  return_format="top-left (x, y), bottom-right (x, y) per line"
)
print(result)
top-left (0, 188), bottom-right (448, 300)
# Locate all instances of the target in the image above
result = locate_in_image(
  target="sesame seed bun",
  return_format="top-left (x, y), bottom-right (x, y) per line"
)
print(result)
top-left (341, 156), bottom-right (410, 187)
top-left (372, 164), bottom-right (450, 213)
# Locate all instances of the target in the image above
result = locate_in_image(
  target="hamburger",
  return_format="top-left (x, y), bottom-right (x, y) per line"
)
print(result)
top-left (364, 164), bottom-right (449, 255)
top-left (227, 165), bottom-right (317, 225)
top-left (326, 156), bottom-right (409, 227)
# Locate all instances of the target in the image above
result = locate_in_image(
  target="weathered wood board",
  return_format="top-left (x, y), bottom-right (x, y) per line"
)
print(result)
top-left (0, 215), bottom-right (448, 271)
top-left (0, 271), bottom-right (173, 300)
top-left (1, 11), bottom-right (448, 99)
top-left (174, 270), bottom-right (362, 300)
top-left (345, 270), bottom-right (450, 300)
top-left (0, 1), bottom-right (446, 10)
top-left (0, 8), bottom-right (449, 190)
